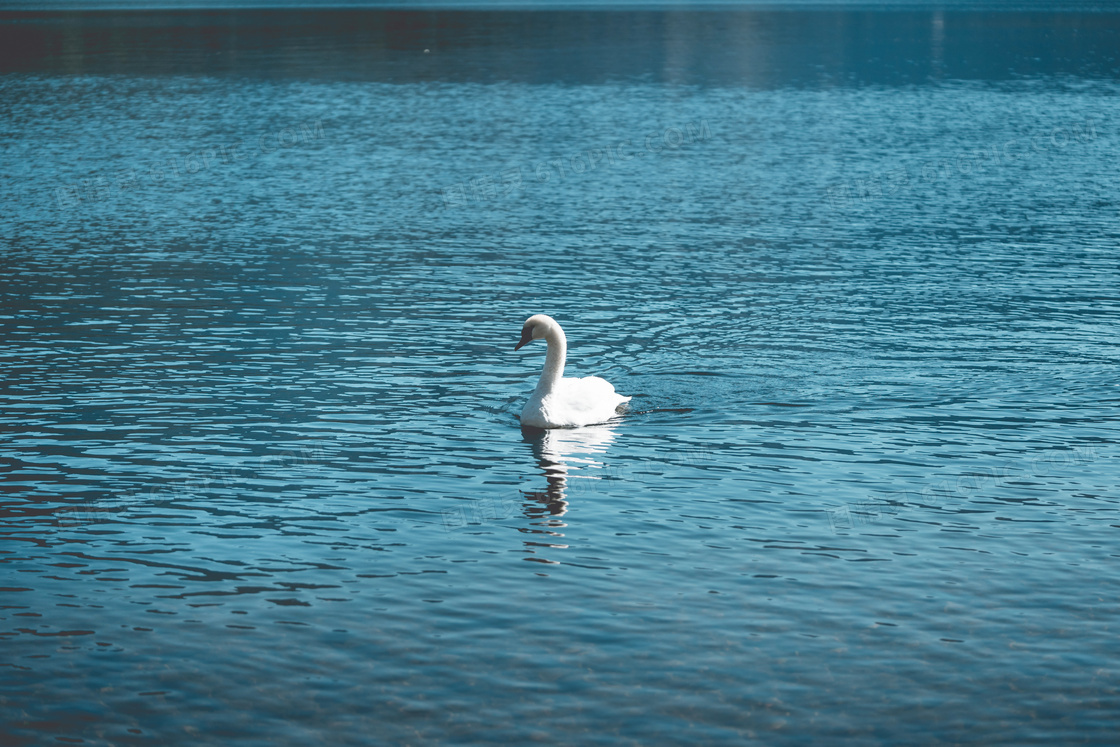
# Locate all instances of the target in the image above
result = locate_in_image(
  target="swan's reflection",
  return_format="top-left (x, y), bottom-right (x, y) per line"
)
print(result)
top-left (517, 424), bottom-right (619, 559)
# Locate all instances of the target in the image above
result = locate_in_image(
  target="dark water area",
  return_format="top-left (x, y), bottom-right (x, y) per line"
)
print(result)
top-left (3, 7), bottom-right (1120, 85)
top-left (2, 4), bottom-right (1120, 746)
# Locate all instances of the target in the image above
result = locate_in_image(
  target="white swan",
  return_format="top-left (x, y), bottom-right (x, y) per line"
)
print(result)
top-left (514, 314), bottom-right (631, 428)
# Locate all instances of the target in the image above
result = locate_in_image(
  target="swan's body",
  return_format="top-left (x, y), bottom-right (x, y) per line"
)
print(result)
top-left (515, 314), bottom-right (630, 428)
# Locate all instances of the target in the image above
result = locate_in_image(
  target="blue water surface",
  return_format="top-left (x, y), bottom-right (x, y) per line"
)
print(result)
top-left (2, 5), bottom-right (1120, 745)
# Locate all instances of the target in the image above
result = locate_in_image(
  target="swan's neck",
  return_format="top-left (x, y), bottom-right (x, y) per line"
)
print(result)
top-left (536, 326), bottom-right (567, 392)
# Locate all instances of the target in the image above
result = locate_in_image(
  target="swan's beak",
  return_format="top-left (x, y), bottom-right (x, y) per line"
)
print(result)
top-left (514, 327), bottom-right (533, 351)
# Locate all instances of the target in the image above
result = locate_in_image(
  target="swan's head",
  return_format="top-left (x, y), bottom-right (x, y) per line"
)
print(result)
top-left (514, 314), bottom-right (556, 351)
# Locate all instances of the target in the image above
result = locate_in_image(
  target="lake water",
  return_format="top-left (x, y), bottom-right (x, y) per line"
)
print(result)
top-left (2, 4), bottom-right (1120, 745)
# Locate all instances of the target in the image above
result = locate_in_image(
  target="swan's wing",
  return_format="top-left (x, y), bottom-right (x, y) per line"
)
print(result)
top-left (558, 375), bottom-right (615, 401)
top-left (555, 376), bottom-right (630, 421)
